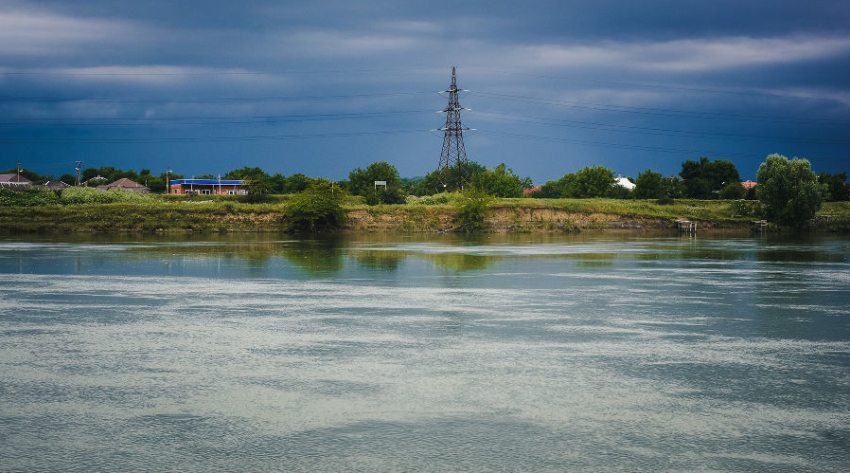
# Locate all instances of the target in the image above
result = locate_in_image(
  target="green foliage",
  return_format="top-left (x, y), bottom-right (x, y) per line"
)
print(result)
top-left (409, 161), bottom-right (487, 195)
top-left (679, 157), bottom-right (741, 199)
top-left (0, 189), bottom-right (61, 206)
top-left (470, 163), bottom-right (531, 198)
top-left (659, 176), bottom-right (684, 200)
top-left (224, 166), bottom-right (269, 181)
top-left (454, 187), bottom-right (492, 232)
top-left (817, 171), bottom-right (849, 201)
top-left (283, 174), bottom-right (316, 194)
top-left (283, 180), bottom-right (347, 231)
top-left (720, 181), bottom-right (746, 200)
top-left (348, 162), bottom-right (402, 195)
top-left (82, 166), bottom-right (138, 185)
top-left (240, 177), bottom-right (273, 203)
top-left (553, 166), bottom-right (615, 198)
top-left (634, 169), bottom-right (663, 199)
top-left (60, 186), bottom-right (156, 204)
top-left (756, 154), bottom-right (827, 228)
top-left (535, 166), bottom-right (616, 199)
top-left (729, 199), bottom-right (764, 217)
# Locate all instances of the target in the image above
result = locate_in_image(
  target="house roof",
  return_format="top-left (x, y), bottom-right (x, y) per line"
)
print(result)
top-left (108, 178), bottom-right (147, 188)
top-left (615, 176), bottom-right (636, 190)
top-left (0, 173), bottom-right (31, 183)
top-left (522, 186), bottom-right (542, 196)
top-left (741, 180), bottom-right (757, 189)
top-left (43, 180), bottom-right (71, 189)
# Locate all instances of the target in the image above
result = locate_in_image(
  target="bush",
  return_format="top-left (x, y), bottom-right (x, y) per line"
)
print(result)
top-left (756, 154), bottom-right (826, 228)
top-left (454, 187), bottom-right (492, 232)
top-left (60, 187), bottom-right (155, 205)
top-left (283, 180), bottom-right (347, 232)
top-left (720, 181), bottom-right (746, 200)
top-left (0, 189), bottom-right (62, 206)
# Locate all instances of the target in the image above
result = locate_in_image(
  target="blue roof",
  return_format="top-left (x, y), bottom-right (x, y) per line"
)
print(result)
top-left (171, 179), bottom-right (245, 185)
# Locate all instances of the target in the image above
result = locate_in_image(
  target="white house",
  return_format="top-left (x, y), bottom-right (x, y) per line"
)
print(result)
top-left (614, 176), bottom-right (636, 190)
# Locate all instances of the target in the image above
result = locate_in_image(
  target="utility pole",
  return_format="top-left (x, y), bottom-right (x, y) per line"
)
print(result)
top-left (436, 66), bottom-right (473, 192)
top-left (166, 167), bottom-right (171, 194)
top-left (16, 161), bottom-right (21, 182)
top-left (75, 161), bottom-right (83, 186)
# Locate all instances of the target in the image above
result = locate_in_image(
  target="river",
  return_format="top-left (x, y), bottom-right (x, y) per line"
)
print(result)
top-left (1, 233), bottom-right (848, 471)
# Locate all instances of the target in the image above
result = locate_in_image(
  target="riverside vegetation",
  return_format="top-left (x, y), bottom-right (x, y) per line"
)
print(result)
top-left (2, 154), bottom-right (848, 234)
top-left (2, 185), bottom-right (849, 234)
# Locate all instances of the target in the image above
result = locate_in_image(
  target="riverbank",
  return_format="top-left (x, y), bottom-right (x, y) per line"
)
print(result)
top-left (1, 198), bottom-right (848, 234)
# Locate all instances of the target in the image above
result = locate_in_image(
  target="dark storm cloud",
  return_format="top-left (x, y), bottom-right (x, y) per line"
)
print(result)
top-left (1, 0), bottom-right (848, 180)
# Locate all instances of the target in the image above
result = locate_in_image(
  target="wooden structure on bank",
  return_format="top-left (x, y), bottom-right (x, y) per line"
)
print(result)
top-left (675, 219), bottom-right (696, 235)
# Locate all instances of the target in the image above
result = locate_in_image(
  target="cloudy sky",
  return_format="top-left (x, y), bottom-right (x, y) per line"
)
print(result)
top-left (2, 0), bottom-right (849, 182)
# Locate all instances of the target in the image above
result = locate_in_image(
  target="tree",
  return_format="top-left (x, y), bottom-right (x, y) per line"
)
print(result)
top-left (471, 163), bottom-right (531, 198)
top-left (679, 157), bottom-right (740, 199)
top-left (454, 187), bottom-right (492, 232)
top-left (659, 176), bottom-right (684, 200)
top-left (817, 172), bottom-right (849, 201)
top-left (565, 166), bottom-right (615, 198)
top-left (720, 181), bottom-right (746, 200)
top-left (410, 161), bottom-right (487, 195)
top-left (283, 179), bottom-right (347, 232)
top-left (756, 154), bottom-right (827, 228)
top-left (634, 169), bottom-right (663, 199)
top-left (348, 162), bottom-right (402, 196)
top-left (59, 173), bottom-right (77, 186)
top-left (283, 174), bottom-right (315, 194)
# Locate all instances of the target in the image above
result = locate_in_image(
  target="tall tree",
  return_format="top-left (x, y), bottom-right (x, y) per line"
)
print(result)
top-left (679, 157), bottom-right (740, 199)
top-left (471, 163), bottom-right (531, 198)
top-left (817, 171), bottom-right (849, 201)
top-left (634, 169), bottom-right (663, 199)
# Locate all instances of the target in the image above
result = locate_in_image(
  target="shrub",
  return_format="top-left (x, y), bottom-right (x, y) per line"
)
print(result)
top-left (720, 181), bottom-right (746, 200)
top-left (60, 187), bottom-right (155, 205)
top-left (0, 189), bottom-right (62, 206)
top-left (283, 180), bottom-right (347, 232)
top-left (454, 187), bottom-right (492, 232)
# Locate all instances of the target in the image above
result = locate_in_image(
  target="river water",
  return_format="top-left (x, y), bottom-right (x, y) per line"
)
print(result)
top-left (1, 233), bottom-right (849, 471)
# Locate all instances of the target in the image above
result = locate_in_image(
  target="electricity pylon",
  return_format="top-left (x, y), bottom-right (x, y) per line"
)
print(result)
top-left (437, 67), bottom-right (472, 191)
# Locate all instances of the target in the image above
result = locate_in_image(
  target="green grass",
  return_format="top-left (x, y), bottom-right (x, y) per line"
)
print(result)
top-left (2, 191), bottom-right (849, 234)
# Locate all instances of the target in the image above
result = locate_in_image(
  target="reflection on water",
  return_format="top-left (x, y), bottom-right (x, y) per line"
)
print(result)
top-left (1, 232), bottom-right (849, 471)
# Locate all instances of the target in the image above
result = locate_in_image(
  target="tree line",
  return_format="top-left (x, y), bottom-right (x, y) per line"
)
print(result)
top-left (6, 157), bottom-right (848, 204)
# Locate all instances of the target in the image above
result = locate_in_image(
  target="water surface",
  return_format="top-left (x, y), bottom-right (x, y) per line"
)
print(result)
top-left (1, 233), bottom-right (849, 471)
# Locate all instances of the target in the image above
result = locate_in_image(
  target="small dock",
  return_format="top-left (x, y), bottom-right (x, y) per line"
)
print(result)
top-left (752, 220), bottom-right (768, 234)
top-left (675, 219), bottom-right (697, 235)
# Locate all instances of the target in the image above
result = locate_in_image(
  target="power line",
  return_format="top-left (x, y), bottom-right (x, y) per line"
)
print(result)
top-left (0, 91), bottom-right (433, 103)
top-left (471, 91), bottom-right (850, 125)
top-left (474, 111), bottom-right (850, 146)
top-left (0, 129), bottom-right (427, 144)
top-left (0, 109), bottom-right (435, 126)
top-left (0, 67), bottom-right (438, 77)
top-left (465, 67), bottom-right (844, 102)
top-left (476, 129), bottom-right (770, 159)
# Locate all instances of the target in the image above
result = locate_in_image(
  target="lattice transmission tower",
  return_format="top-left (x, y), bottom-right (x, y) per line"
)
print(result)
top-left (437, 66), bottom-right (472, 191)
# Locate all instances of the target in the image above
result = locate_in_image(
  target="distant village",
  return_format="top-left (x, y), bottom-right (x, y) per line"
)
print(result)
top-left (0, 170), bottom-right (248, 196)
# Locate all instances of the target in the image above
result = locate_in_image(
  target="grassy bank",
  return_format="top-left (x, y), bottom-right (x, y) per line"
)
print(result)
top-left (2, 191), bottom-right (849, 234)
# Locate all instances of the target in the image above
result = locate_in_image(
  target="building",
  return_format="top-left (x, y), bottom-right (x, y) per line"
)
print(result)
top-left (40, 181), bottom-right (72, 190)
top-left (169, 178), bottom-right (247, 195)
top-left (614, 176), bottom-right (636, 190)
top-left (97, 178), bottom-right (150, 193)
top-left (0, 173), bottom-right (31, 189)
top-left (741, 180), bottom-right (757, 189)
